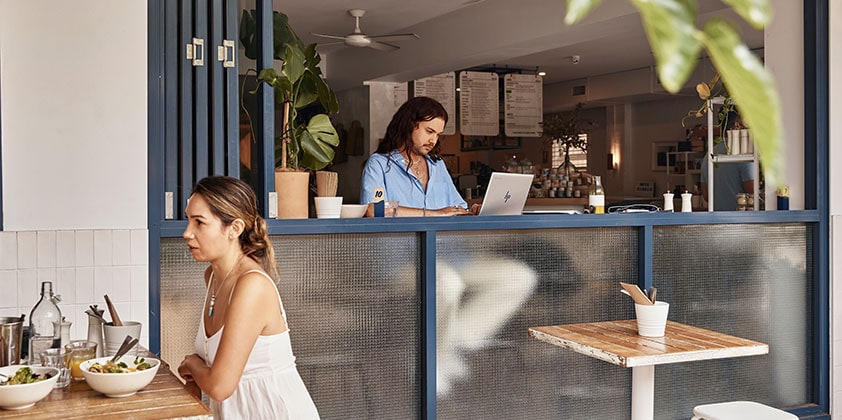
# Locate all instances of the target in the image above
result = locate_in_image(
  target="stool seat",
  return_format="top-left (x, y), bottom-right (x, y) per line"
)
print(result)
top-left (692, 401), bottom-right (797, 420)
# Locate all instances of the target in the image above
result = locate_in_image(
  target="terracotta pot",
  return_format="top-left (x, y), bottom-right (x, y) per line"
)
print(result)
top-left (275, 170), bottom-right (310, 219)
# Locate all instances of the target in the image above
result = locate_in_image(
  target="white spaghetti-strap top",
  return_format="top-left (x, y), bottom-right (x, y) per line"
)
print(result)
top-left (193, 269), bottom-right (320, 419)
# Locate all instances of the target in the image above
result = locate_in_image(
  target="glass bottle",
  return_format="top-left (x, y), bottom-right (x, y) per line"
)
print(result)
top-left (588, 175), bottom-right (605, 214)
top-left (28, 281), bottom-right (62, 361)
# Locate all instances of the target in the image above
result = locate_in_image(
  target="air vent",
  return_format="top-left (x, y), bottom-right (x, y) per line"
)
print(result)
top-left (572, 85), bottom-right (586, 96)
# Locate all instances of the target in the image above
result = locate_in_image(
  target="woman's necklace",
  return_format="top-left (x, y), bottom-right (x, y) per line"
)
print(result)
top-left (208, 254), bottom-right (244, 317)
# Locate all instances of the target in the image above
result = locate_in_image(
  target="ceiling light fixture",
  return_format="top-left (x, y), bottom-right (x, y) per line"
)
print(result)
top-left (538, 71), bottom-right (547, 77)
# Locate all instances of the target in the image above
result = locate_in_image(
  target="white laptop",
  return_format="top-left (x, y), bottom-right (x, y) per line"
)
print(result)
top-left (478, 172), bottom-right (534, 216)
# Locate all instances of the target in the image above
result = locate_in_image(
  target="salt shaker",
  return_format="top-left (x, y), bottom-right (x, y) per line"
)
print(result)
top-left (663, 193), bottom-right (674, 212)
top-left (86, 312), bottom-right (104, 358)
top-left (54, 317), bottom-right (72, 349)
top-left (681, 192), bottom-right (693, 212)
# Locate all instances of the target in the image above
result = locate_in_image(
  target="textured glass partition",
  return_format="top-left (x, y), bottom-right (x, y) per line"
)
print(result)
top-left (435, 228), bottom-right (639, 420)
top-left (161, 233), bottom-right (420, 420)
top-left (159, 222), bottom-right (813, 419)
top-left (652, 223), bottom-right (812, 419)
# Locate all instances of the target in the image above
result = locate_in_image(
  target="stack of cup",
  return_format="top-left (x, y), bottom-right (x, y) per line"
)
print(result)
top-left (314, 197), bottom-right (343, 218)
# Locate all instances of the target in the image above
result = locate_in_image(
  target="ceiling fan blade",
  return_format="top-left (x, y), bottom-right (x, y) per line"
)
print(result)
top-left (366, 33), bottom-right (420, 43)
top-left (318, 41), bottom-right (347, 47)
top-left (311, 32), bottom-right (346, 41)
top-left (368, 40), bottom-right (400, 52)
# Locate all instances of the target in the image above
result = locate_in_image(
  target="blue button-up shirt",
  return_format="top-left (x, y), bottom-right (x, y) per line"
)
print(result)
top-left (360, 151), bottom-right (466, 210)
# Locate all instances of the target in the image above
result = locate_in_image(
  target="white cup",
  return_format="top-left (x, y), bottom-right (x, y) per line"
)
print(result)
top-left (728, 130), bottom-right (741, 155)
top-left (314, 196), bottom-right (343, 219)
top-left (634, 301), bottom-right (669, 337)
top-left (740, 130), bottom-right (752, 155)
top-left (103, 321), bottom-right (142, 357)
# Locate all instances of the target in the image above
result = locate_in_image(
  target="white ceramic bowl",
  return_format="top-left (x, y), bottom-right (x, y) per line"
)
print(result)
top-left (80, 355), bottom-right (160, 398)
top-left (0, 365), bottom-right (60, 410)
top-left (340, 204), bottom-right (367, 218)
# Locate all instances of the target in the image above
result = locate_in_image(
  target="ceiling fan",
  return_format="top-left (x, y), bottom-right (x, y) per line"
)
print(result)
top-left (312, 9), bottom-right (420, 52)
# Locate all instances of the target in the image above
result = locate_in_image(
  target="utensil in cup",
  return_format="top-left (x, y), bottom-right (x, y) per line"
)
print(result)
top-left (103, 295), bottom-right (123, 326)
top-left (110, 335), bottom-right (139, 363)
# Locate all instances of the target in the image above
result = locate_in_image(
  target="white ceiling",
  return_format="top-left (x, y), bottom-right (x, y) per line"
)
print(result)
top-left (264, 0), bottom-right (764, 93)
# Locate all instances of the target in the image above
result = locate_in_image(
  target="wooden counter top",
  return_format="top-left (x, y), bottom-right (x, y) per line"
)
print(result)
top-left (0, 359), bottom-right (211, 419)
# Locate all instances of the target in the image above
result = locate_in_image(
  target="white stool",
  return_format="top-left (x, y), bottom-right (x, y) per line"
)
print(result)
top-left (691, 401), bottom-right (797, 420)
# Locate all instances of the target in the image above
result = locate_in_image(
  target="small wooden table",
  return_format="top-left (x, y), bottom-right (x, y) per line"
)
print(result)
top-left (0, 359), bottom-right (211, 419)
top-left (529, 320), bottom-right (768, 420)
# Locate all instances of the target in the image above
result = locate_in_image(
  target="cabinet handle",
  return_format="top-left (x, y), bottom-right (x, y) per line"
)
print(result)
top-left (187, 37), bottom-right (204, 66)
top-left (217, 40), bottom-right (235, 68)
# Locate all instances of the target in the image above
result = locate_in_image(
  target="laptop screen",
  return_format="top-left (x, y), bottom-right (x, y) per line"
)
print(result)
top-left (478, 172), bottom-right (534, 216)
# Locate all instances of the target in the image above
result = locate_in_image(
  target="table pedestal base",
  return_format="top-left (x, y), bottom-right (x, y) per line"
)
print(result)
top-left (631, 365), bottom-right (655, 420)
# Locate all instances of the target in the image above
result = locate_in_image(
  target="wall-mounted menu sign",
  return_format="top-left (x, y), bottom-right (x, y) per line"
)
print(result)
top-left (414, 72), bottom-right (456, 135)
top-left (459, 71), bottom-right (499, 136)
top-left (504, 73), bottom-right (543, 137)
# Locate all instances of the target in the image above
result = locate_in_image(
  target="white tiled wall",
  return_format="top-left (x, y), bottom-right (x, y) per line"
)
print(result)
top-left (0, 229), bottom-right (149, 349)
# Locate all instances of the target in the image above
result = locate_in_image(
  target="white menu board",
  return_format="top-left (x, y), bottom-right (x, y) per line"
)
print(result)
top-left (414, 72), bottom-right (456, 135)
top-left (459, 71), bottom-right (499, 136)
top-left (504, 73), bottom-right (543, 137)
top-left (386, 82), bottom-right (408, 109)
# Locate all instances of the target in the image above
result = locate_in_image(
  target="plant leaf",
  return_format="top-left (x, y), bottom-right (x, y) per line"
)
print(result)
top-left (272, 12), bottom-right (304, 59)
top-left (239, 10), bottom-right (258, 60)
top-left (294, 73), bottom-right (320, 110)
top-left (299, 114), bottom-right (339, 170)
top-left (564, 0), bottom-right (604, 24)
top-left (631, 0), bottom-right (702, 93)
top-left (282, 45), bottom-right (306, 85)
top-left (721, 0), bottom-right (772, 29)
top-left (700, 18), bottom-right (781, 184)
top-left (314, 74), bottom-right (340, 113)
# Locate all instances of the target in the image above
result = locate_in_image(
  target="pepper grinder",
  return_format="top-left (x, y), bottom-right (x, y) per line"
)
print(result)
top-left (55, 317), bottom-right (72, 349)
top-left (681, 192), bottom-right (693, 212)
top-left (86, 311), bottom-right (105, 357)
top-left (663, 192), bottom-right (674, 212)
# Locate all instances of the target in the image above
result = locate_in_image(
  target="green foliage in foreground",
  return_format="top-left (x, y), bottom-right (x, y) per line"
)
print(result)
top-left (566, 0), bottom-right (781, 185)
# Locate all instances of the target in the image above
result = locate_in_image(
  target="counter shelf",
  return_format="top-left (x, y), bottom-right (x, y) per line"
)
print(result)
top-left (153, 210), bottom-right (819, 419)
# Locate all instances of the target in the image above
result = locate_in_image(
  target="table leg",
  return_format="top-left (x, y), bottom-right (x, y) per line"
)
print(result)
top-left (631, 365), bottom-right (655, 420)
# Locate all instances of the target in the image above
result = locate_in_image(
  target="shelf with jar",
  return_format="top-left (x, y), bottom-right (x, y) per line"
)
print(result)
top-left (665, 151), bottom-right (704, 193)
top-left (706, 97), bottom-right (760, 211)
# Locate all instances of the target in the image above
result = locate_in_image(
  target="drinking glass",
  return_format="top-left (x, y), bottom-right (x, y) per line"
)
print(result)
top-left (65, 340), bottom-right (97, 380)
top-left (385, 201), bottom-right (399, 218)
top-left (40, 348), bottom-right (70, 388)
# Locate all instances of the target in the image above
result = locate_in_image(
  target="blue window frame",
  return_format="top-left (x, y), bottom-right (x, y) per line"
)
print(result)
top-left (147, 1), bottom-right (830, 417)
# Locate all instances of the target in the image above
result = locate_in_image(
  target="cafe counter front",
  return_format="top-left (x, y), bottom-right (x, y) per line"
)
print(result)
top-left (154, 211), bottom-right (820, 419)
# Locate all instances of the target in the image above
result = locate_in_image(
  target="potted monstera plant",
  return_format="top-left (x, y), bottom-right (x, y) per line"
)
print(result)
top-left (241, 10), bottom-right (340, 218)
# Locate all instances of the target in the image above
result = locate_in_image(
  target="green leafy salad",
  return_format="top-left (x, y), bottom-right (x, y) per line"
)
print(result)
top-left (0, 367), bottom-right (53, 385)
top-left (88, 356), bottom-right (153, 374)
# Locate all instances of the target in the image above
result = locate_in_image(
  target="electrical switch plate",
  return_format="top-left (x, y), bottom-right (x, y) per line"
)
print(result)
top-left (165, 192), bottom-right (174, 219)
top-left (268, 192), bottom-right (278, 218)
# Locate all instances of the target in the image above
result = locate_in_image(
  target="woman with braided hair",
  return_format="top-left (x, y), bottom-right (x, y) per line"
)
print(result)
top-left (178, 176), bottom-right (319, 419)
